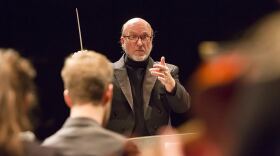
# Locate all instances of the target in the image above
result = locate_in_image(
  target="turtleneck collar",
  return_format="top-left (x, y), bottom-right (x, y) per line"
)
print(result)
top-left (124, 54), bottom-right (149, 68)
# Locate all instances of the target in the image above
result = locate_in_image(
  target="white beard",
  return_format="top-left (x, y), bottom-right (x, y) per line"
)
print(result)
top-left (125, 47), bottom-right (152, 62)
top-left (130, 54), bottom-right (149, 61)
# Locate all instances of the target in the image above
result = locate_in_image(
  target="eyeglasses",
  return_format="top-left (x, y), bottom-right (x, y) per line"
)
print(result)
top-left (123, 34), bottom-right (153, 42)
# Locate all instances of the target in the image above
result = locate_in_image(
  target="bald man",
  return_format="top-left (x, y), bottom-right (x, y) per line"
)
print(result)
top-left (106, 18), bottom-right (191, 137)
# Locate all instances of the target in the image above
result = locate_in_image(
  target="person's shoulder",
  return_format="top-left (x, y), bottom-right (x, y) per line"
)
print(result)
top-left (166, 63), bottom-right (179, 70)
top-left (112, 56), bottom-right (125, 69)
top-left (41, 127), bottom-right (66, 147)
top-left (93, 127), bottom-right (130, 155)
top-left (42, 134), bottom-right (57, 146)
top-left (24, 140), bottom-right (63, 156)
top-left (97, 126), bottom-right (127, 142)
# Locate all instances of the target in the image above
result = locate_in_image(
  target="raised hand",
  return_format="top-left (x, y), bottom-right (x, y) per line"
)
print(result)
top-left (149, 56), bottom-right (176, 93)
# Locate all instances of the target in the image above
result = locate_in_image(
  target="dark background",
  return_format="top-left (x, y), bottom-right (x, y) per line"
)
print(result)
top-left (0, 0), bottom-right (278, 140)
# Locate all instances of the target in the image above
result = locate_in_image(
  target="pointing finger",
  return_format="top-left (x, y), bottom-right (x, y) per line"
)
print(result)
top-left (160, 56), bottom-right (165, 65)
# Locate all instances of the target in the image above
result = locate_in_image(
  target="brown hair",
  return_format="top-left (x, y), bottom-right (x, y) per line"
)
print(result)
top-left (61, 50), bottom-right (113, 104)
top-left (0, 48), bottom-right (37, 156)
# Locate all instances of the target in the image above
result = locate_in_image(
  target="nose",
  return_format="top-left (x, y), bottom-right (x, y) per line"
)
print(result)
top-left (136, 37), bottom-right (144, 46)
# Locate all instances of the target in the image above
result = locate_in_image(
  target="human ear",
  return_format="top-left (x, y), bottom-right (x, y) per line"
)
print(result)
top-left (120, 36), bottom-right (125, 45)
top-left (63, 89), bottom-right (73, 108)
top-left (102, 83), bottom-right (113, 106)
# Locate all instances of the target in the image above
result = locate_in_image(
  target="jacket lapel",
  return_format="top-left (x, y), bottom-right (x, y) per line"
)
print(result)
top-left (114, 56), bottom-right (157, 115)
top-left (143, 58), bottom-right (157, 117)
top-left (114, 55), bottom-right (134, 111)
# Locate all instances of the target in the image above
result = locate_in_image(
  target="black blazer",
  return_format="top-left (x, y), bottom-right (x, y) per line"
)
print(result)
top-left (106, 55), bottom-right (191, 136)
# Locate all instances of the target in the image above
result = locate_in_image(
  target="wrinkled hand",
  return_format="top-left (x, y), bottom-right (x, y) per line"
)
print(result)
top-left (149, 56), bottom-right (176, 93)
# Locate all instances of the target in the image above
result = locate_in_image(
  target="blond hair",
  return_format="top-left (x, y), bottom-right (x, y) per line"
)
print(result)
top-left (61, 50), bottom-right (113, 104)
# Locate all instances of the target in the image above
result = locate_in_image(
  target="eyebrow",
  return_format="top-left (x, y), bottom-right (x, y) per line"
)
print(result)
top-left (127, 32), bottom-right (150, 36)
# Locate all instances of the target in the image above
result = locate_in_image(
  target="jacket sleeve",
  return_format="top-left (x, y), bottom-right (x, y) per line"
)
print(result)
top-left (165, 64), bottom-right (191, 113)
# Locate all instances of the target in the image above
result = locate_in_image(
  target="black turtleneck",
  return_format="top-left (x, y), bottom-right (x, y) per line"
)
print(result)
top-left (125, 55), bottom-right (149, 136)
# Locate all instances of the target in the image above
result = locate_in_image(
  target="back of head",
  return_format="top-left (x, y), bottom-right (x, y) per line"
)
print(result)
top-left (0, 48), bottom-right (36, 156)
top-left (61, 50), bottom-right (113, 104)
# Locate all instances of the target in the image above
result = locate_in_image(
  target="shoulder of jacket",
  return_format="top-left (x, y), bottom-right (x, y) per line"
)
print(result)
top-left (166, 63), bottom-right (178, 70)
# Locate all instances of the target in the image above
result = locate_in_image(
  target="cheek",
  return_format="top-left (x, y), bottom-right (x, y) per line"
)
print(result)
top-left (126, 43), bottom-right (134, 49)
top-left (146, 42), bottom-right (152, 49)
top-left (122, 43), bottom-right (128, 51)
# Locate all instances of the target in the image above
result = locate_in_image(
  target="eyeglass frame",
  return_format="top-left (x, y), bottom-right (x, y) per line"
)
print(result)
top-left (122, 34), bottom-right (154, 42)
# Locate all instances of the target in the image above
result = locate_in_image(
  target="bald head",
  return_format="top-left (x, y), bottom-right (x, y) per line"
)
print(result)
top-left (121, 18), bottom-right (153, 36)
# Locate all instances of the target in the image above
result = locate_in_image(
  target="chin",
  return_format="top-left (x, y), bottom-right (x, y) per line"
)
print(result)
top-left (131, 54), bottom-right (149, 61)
